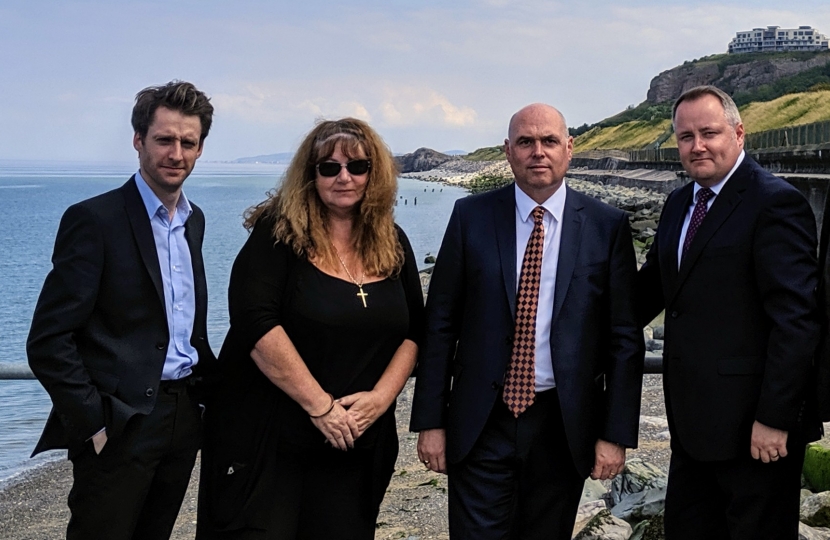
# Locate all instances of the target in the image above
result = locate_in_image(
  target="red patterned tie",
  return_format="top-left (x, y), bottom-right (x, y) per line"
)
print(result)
top-left (682, 187), bottom-right (714, 260)
top-left (503, 206), bottom-right (546, 417)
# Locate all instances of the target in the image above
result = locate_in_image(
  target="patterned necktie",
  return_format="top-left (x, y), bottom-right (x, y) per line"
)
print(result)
top-left (682, 187), bottom-right (714, 260)
top-left (503, 206), bottom-right (546, 417)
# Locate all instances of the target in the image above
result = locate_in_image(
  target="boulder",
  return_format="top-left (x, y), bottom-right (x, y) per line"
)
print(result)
top-left (804, 444), bottom-right (830, 492)
top-left (573, 509), bottom-right (633, 540)
top-left (580, 478), bottom-right (608, 505)
top-left (638, 512), bottom-right (666, 540)
top-left (646, 339), bottom-right (663, 352)
top-left (802, 491), bottom-right (830, 528)
top-left (612, 486), bottom-right (667, 522)
top-left (799, 522), bottom-right (830, 540)
top-left (611, 459), bottom-right (668, 505)
top-left (652, 325), bottom-right (664, 340)
top-left (572, 500), bottom-right (607, 537)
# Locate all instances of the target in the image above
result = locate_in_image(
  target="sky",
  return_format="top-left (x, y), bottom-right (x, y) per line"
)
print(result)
top-left (1, 0), bottom-right (829, 162)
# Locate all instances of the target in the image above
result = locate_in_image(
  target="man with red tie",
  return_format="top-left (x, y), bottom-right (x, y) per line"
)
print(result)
top-left (411, 103), bottom-right (644, 539)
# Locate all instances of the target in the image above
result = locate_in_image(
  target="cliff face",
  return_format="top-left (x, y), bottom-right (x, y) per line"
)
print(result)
top-left (395, 148), bottom-right (459, 173)
top-left (646, 54), bottom-right (830, 104)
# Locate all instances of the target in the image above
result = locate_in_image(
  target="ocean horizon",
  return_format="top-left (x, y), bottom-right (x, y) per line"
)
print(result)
top-left (0, 160), bottom-right (466, 487)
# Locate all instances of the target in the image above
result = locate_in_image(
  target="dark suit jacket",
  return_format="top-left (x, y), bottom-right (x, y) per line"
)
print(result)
top-left (27, 177), bottom-right (216, 456)
top-left (410, 183), bottom-right (644, 477)
top-left (637, 156), bottom-right (821, 462)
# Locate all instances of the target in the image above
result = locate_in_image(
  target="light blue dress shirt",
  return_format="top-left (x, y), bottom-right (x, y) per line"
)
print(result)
top-left (135, 171), bottom-right (199, 380)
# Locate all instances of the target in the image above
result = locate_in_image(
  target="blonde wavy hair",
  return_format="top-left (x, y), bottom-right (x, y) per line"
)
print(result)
top-left (245, 118), bottom-right (403, 277)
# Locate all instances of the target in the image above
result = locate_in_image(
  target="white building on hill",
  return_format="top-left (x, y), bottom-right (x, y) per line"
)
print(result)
top-left (728, 26), bottom-right (829, 54)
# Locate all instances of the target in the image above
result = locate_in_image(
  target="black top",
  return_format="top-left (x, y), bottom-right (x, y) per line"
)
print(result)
top-left (216, 215), bottom-right (425, 450)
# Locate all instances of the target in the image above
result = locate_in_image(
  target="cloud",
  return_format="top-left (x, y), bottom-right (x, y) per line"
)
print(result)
top-left (212, 81), bottom-right (476, 130)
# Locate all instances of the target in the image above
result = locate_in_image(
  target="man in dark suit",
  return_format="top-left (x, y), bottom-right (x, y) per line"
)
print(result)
top-left (410, 103), bottom-right (644, 539)
top-left (637, 85), bottom-right (821, 539)
top-left (27, 81), bottom-right (217, 540)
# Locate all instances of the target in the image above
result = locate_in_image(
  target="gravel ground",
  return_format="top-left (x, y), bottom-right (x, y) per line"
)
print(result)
top-left (0, 376), bottom-right (675, 540)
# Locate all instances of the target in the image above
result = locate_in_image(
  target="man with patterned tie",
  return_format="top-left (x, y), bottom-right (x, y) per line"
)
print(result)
top-left (637, 85), bottom-right (821, 539)
top-left (410, 103), bottom-right (644, 539)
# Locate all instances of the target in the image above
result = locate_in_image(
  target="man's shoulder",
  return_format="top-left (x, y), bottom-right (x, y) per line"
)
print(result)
top-left (69, 178), bottom-right (133, 215)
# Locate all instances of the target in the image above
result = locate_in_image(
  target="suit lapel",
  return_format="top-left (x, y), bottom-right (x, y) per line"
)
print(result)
top-left (122, 176), bottom-right (165, 307)
top-left (552, 187), bottom-right (583, 325)
top-left (494, 185), bottom-right (518, 319)
top-left (672, 159), bottom-right (749, 297)
top-left (659, 183), bottom-right (693, 303)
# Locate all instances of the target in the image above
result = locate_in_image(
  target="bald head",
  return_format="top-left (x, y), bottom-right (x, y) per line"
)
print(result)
top-left (504, 103), bottom-right (573, 204)
top-left (508, 103), bottom-right (569, 142)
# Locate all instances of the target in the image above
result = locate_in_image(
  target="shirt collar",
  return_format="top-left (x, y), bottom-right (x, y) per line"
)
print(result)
top-left (514, 181), bottom-right (567, 224)
top-left (135, 170), bottom-right (192, 222)
top-left (693, 150), bottom-right (745, 201)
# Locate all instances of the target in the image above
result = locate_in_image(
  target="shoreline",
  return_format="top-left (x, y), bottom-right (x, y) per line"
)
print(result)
top-left (0, 377), bottom-right (672, 539)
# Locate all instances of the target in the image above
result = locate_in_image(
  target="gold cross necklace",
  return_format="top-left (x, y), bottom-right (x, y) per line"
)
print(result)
top-left (334, 247), bottom-right (368, 308)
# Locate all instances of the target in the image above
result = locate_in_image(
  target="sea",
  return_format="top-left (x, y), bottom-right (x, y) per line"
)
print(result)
top-left (0, 160), bottom-right (466, 487)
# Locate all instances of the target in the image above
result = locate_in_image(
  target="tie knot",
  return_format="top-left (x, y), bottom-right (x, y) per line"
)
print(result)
top-left (532, 206), bottom-right (545, 223)
top-left (696, 187), bottom-right (714, 205)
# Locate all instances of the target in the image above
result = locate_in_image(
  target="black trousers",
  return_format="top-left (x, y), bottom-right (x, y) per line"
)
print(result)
top-left (66, 379), bottom-right (202, 540)
top-left (664, 436), bottom-right (807, 540)
top-left (448, 389), bottom-right (584, 540)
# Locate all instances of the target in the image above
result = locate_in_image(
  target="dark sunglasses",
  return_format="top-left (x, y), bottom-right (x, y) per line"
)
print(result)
top-left (316, 159), bottom-right (371, 177)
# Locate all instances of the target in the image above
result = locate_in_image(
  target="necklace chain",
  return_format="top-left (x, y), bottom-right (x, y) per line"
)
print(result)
top-left (334, 248), bottom-right (364, 287)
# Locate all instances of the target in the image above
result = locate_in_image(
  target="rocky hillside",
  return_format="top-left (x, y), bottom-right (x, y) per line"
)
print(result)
top-left (395, 147), bottom-right (458, 173)
top-left (647, 51), bottom-right (830, 104)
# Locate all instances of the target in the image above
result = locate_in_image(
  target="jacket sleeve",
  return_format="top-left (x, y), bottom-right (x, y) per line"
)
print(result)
top-left (409, 201), bottom-right (465, 431)
top-left (27, 203), bottom-right (107, 442)
top-left (602, 211), bottom-right (646, 447)
top-left (753, 186), bottom-right (820, 431)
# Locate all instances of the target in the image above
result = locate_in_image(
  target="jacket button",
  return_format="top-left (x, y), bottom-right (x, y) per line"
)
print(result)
top-left (155, 343), bottom-right (165, 350)
top-left (199, 336), bottom-right (206, 341)
top-left (670, 311), bottom-right (679, 319)
top-left (145, 388), bottom-right (154, 397)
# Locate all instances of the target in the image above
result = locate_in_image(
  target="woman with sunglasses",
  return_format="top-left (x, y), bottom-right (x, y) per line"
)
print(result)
top-left (197, 118), bottom-right (424, 539)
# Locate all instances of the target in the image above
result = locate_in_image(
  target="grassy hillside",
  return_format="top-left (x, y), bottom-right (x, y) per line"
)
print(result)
top-left (573, 119), bottom-right (671, 152)
top-left (578, 89), bottom-right (830, 150)
top-left (464, 145), bottom-right (505, 161)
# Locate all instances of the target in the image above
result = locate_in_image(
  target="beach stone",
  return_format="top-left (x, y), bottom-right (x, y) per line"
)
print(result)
top-left (629, 520), bottom-right (649, 540)
top-left (805, 444), bottom-right (830, 492)
top-left (423, 254), bottom-right (436, 264)
top-left (611, 458), bottom-right (668, 505)
top-left (646, 339), bottom-right (663, 352)
top-left (801, 491), bottom-right (830, 527)
top-left (580, 478), bottom-right (608, 504)
top-left (572, 500), bottom-right (606, 537)
top-left (573, 509), bottom-right (633, 540)
top-left (631, 220), bottom-right (659, 232)
top-left (800, 522), bottom-right (830, 540)
top-left (805, 489), bottom-right (817, 503)
top-left (637, 512), bottom-right (666, 540)
top-left (652, 325), bottom-right (664, 340)
top-left (640, 416), bottom-right (669, 430)
top-left (611, 486), bottom-right (667, 521)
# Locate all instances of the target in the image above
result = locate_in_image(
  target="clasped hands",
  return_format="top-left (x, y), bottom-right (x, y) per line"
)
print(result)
top-left (309, 390), bottom-right (388, 451)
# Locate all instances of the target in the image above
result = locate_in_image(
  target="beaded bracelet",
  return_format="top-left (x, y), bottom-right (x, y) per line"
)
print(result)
top-left (309, 393), bottom-right (335, 419)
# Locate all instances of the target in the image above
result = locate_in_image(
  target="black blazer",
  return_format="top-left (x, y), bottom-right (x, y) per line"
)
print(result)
top-left (410, 184), bottom-right (644, 477)
top-left (27, 177), bottom-right (216, 456)
top-left (637, 156), bottom-right (821, 461)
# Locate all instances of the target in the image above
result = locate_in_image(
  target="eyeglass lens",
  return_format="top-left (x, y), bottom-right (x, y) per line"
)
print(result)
top-left (317, 160), bottom-right (371, 177)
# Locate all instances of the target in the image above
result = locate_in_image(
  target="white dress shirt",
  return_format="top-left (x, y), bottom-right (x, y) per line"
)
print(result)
top-left (514, 182), bottom-right (567, 391)
top-left (677, 151), bottom-right (745, 269)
